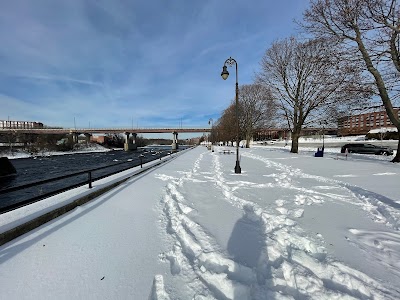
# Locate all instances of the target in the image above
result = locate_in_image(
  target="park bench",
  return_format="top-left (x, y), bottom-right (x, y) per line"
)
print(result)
top-left (314, 147), bottom-right (324, 157)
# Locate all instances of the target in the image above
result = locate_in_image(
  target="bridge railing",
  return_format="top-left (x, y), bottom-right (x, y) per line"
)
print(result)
top-left (0, 150), bottom-right (171, 214)
top-left (0, 127), bottom-right (211, 135)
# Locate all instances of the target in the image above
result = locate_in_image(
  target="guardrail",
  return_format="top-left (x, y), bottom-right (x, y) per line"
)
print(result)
top-left (0, 127), bottom-right (211, 134)
top-left (0, 150), bottom-right (170, 214)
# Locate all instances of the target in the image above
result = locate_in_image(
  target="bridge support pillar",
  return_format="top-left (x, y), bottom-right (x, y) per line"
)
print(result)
top-left (84, 133), bottom-right (92, 144)
top-left (124, 132), bottom-right (137, 151)
top-left (131, 133), bottom-right (137, 150)
top-left (72, 133), bottom-right (79, 144)
top-left (171, 132), bottom-right (179, 150)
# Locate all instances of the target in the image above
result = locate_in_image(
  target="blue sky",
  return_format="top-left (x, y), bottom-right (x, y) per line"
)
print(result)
top-left (1, 0), bottom-right (310, 137)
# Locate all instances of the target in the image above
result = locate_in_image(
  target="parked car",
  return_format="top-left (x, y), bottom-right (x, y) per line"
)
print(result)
top-left (340, 143), bottom-right (393, 155)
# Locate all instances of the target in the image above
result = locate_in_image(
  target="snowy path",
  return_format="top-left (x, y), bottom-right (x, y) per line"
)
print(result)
top-left (0, 146), bottom-right (399, 299)
top-left (156, 147), bottom-right (400, 299)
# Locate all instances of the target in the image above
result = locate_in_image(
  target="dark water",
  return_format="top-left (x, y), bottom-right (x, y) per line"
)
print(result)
top-left (0, 146), bottom-right (184, 210)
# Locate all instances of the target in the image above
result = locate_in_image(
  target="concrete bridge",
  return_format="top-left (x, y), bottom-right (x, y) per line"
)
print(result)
top-left (0, 127), bottom-right (211, 151)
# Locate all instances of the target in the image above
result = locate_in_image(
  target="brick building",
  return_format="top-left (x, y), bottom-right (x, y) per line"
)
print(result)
top-left (337, 107), bottom-right (400, 136)
top-left (253, 127), bottom-right (337, 140)
top-left (90, 135), bottom-right (109, 144)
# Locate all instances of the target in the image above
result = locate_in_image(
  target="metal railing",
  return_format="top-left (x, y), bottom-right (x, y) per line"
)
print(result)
top-left (0, 150), bottom-right (170, 214)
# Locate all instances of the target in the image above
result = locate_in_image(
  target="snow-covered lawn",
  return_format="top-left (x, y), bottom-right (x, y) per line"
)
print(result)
top-left (0, 146), bottom-right (399, 299)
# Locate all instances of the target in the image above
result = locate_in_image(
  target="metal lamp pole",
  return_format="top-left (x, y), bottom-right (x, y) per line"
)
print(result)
top-left (319, 120), bottom-right (327, 150)
top-left (221, 57), bottom-right (241, 174)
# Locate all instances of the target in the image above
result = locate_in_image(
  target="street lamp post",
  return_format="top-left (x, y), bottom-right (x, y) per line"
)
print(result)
top-left (319, 120), bottom-right (328, 150)
top-left (221, 57), bottom-right (241, 174)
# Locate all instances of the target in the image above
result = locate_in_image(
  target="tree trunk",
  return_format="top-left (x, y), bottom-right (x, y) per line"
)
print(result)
top-left (245, 133), bottom-right (251, 148)
top-left (391, 132), bottom-right (400, 163)
top-left (354, 29), bottom-right (400, 163)
top-left (291, 131), bottom-right (300, 153)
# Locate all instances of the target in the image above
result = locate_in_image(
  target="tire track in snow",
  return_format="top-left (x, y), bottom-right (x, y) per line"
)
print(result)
top-left (158, 151), bottom-right (260, 299)
top-left (243, 151), bottom-right (400, 231)
top-left (155, 149), bottom-right (396, 299)
top-left (163, 187), bottom-right (255, 299)
top-left (211, 151), bottom-right (395, 299)
top-left (242, 152), bottom-right (354, 206)
top-left (348, 229), bottom-right (400, 278)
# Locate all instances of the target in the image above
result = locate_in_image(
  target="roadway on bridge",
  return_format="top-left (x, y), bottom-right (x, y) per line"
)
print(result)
top-left (0, 127), bottom-right (211, 134)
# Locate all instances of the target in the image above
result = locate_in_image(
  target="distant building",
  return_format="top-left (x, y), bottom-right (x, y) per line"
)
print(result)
top-left (254, 127), bottom-right (337, 140)
top-left (0, 120), bottom-right (44, 129)
top-left (253, 128), bottom-right (287, 140)
top-left (337, 107), bottom-right (400, 136)
top-left (90, 135), bottom-right (109, 144)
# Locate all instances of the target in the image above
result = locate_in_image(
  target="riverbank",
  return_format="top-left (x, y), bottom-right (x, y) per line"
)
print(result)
top-left (0, 143), bottom-right (113, 160)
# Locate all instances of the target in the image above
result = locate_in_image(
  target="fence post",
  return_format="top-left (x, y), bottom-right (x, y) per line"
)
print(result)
top-left (88, 171), bottom-right (92, 188)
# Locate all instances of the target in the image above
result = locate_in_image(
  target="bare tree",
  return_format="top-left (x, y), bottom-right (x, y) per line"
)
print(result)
top-left (215, 104), bottom-right (237, 146)
top-left (238, 84), bottom-right (276, 147)
top-left (257, 37), bottom-right (367, 153)
top-left (216, 85), bottom-right (275, 147)
top-left (303, 0), bottom-right (400, 162)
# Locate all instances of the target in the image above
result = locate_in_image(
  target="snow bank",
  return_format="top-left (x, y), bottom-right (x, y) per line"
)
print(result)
top-left (0, 143), bottom-right (112, 160)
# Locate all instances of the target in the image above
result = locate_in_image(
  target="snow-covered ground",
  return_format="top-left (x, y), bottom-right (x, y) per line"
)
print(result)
top-left (0, 145), bottom-right (399, 299)
top-left (253, 136), bottom-right (398, 162)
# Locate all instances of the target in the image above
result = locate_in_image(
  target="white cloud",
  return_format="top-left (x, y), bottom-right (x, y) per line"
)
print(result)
top-left (0, 0), bottom-right (310, 135)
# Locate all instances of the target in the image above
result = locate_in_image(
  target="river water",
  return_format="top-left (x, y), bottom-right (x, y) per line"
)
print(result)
top-left (0, 146), bottom-right (183, 211)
